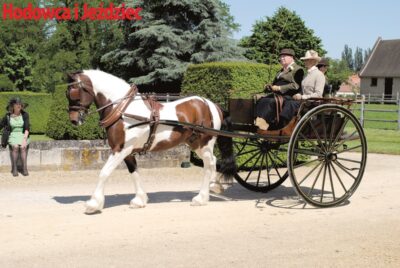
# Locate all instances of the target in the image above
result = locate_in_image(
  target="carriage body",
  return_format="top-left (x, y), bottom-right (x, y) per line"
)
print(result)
top-left (225, 96), bottom-right (367, 208)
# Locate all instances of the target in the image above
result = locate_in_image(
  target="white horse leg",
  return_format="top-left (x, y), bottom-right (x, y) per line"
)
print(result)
top-left (192, 139), bottom-right (217, 206)
top-left (85, 149), bottom-right (131, 214)
top-left (129, 171), bottom-right (148, 208)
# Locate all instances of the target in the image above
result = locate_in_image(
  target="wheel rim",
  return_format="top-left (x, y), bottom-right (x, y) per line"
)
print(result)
top-left (288, 105), bottom-right (367, 207)
top-left (233, 138), bottom-right (288, 192)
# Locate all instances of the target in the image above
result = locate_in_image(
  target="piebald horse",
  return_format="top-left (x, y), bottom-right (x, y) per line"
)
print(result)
top-left (66, 70), bottom-right (235, 214)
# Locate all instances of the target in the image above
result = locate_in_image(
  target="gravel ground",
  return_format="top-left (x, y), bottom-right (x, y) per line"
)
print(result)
top-left (0, 153), bottom-right (399, 268)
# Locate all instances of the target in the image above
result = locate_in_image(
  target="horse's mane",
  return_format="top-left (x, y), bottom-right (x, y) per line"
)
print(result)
top-left (83, 70), bottom-right (131, 93)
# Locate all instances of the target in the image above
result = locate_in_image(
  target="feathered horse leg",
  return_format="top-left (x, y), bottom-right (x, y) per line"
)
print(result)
top-left (191, 138), bottom-right (217, 206)
top-left (85, 147), bottom-right (132, 214)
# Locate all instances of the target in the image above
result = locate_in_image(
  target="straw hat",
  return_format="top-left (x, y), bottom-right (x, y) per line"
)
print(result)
top-left (300, 50), bottom-right (321, 61)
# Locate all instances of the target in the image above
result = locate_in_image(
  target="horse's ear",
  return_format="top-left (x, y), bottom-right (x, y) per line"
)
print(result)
top-left (66, 73), bottom-right (75, 82)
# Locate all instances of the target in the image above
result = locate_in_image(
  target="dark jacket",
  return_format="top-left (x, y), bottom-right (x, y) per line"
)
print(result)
top-left (0, 111), bottom-right (30, 136)
top-left (270, 62), bottom-right (304, 96)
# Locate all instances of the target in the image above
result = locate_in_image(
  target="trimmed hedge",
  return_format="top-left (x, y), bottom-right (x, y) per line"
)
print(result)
top-left (181, 62), bottom-right (281, 108)
top-left (45, 84), bottom-right (105, 140)
top-left (0, 91), bottom-right (52, 134)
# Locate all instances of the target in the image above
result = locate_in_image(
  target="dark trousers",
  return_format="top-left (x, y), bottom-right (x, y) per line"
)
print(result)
top-left (256, 95), bottom-right (300, 129)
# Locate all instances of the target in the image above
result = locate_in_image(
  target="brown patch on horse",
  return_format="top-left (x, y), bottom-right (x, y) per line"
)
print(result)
top-left (95, 93), bottom-right (126, 154)
top-left (151, 98), bottom-right (214, 151)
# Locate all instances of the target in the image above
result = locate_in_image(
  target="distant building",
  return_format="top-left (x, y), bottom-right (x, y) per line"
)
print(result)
top-left (337, 74), bottom-right (360, 97)
top-left (359, 37), bottom-right (400, 99)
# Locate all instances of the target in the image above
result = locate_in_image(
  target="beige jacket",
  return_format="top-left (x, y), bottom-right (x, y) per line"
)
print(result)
top-left (300, 66), bottom-right (325, 99)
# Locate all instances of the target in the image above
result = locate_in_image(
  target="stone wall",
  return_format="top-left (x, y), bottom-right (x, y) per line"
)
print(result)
top-left (0, 140), bottom-right (191, 172)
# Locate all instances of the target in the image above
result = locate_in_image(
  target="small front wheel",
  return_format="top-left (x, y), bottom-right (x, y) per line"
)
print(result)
top-left (233, 137), bottom-right (289, 192)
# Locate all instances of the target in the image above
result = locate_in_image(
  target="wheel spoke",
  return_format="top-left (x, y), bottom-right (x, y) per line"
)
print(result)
top-left (298, 161), bottom-right (323, 185)
top-left (320, 162), bottom-right (328, 202)
top-left (255, 153), bottom-right (265, 187)
top-left (309, 119), bottom-right (327, 152)
top-left (331, 117), bottom-right (350, 148)
top-left (336, 144), bottom-right (363, 154)
top-left (327, 162), bottom-right (336, 201)
top-left (293, 148), bottom-right (324, 157)
top-left (332, 160), bottom-right (357, 180)
top-left (244, 153), bottom-right (263, 182)
top-left (336, 157), bottom-right (362, 164)
top-left (330, 161), bottom-right (348, 192)
top-left (299, 132), bottom-right (324, 154)
top-left (307, 161), bottom-right (325, 197)
top-left (293, 158), bottom-right (321, 169)
top-left (328, 112), bottom-right (339, 150)
top-left (238, 151), bottom-right (261, 170)
top-left (235, 148), bottom-right (260, 157)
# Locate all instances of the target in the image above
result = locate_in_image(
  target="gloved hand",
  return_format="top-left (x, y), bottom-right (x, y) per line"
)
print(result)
top-left (270, 85), bottom-right (280, 92)
top-left (264, 84), bottom-right (272, 92)
top-left (293, 93), bottom-right (302, 100)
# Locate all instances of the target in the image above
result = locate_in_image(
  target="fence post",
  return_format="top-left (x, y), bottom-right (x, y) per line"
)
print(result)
top-left (368, 93), bottom-right (370, 104)
top-left (360, 95), bottom-right (365, 127)
top-left (398, 98), bottom-right (400, 131)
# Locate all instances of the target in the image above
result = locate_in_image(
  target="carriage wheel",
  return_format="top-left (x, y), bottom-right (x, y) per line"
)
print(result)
top-left (288, 104), bottom-right (367, 207)
top-left (233, 137), bottom-right (289, 192)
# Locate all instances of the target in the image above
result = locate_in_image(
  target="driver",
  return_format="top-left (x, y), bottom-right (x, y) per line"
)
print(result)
top-left (255, 48), bottom-right (304, 130)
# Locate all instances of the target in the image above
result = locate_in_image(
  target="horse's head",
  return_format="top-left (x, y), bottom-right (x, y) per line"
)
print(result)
top-left (66, 71), bottom-right (95, 125)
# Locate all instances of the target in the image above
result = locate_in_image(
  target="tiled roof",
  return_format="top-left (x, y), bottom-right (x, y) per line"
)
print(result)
top-left (360, 38), bottom-right (400, 77)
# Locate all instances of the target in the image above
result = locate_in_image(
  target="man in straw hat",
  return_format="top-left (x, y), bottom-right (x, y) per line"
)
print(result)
top-left (255, 48), bottom-right (304, 131)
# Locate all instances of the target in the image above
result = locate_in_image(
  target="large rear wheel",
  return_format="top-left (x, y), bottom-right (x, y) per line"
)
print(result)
top-left (288, 104), bottom-right (367, 207)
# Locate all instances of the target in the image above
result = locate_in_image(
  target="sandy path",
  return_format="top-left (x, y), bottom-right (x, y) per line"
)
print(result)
top-left (0, 153), bottom-right (399, 267)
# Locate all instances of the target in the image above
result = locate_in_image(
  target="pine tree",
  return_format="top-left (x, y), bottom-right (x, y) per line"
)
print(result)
top-left (101, 0), bottom-right (245, 92)
top-left (239, 7), bottom-right (326, 64)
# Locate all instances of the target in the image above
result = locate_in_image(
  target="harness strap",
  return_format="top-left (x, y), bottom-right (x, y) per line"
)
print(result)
top-left (99, 85), bottom-right (138, 128)
top-left (129, 95), bottom-right (163, 155)
top-left (274, 94), bottom-right (284, 123)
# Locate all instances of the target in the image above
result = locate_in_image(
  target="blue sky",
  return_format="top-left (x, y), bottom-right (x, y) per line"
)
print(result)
top-left (224, 0), bottom-right (400, 59)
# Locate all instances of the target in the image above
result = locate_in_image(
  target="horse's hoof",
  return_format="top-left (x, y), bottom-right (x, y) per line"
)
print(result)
top-left (85, 199), bottom-right (103, 214)
top-left (210, 182), bottom-right (224, 194)
top-left (129, 195), bottom-right (148, 209)
top-left (191, 195), bottom-right (208, 206)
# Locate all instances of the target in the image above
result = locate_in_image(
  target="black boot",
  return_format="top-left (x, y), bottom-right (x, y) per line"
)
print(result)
top-left (10, 146), bottom-right (19, 177)
top-left (20, 145), bottom-right (29, 176)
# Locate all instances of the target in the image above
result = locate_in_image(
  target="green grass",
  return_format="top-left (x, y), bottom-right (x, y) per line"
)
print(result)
top-left (363, 128), bottom-right (400, 155)
top-left (29, 135), bottom-right (53, 141)
top-left (351, 103), bottom-right (398, 130)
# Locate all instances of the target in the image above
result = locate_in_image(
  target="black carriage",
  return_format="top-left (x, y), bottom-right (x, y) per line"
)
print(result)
top-left (226, 97), bottom-right (367, 207)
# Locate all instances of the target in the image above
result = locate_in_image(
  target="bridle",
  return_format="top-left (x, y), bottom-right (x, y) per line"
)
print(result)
top-left (66, 76), bottom-right (139, 126)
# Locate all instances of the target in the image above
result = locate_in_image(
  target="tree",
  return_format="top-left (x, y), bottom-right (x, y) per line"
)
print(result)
top-left (327, 59), bottom-right (352, 92)
top-left (3, 44), bottom-right (33, 91)
top-left (353, 47), bottom-right (364, 72)
top-left (101, 0), bottom-right (245, 92)
top-left (239, 7), bottom-right (326, 64)
top-left (363, 48), bottom-right (372, 64)
top-left (341, 44), bottom-right (354, 71)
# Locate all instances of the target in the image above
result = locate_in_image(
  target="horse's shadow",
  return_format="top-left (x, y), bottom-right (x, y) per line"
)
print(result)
top-left (53, 183), bottom-right (349, 210)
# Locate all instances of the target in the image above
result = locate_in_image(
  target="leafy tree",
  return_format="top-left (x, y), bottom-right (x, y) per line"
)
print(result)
top-left (327, 59), bottom-right (352, 92)
top-left (239, 7), bottom-right (326, 64)
top-left (0, 74), bottom-right (15, 91)
top-left (102, 0), bottom-right (245, 92)
top-left (3, 44), bottom-right (34, 91)
top-left (341, 44), bottom-right (354, 71)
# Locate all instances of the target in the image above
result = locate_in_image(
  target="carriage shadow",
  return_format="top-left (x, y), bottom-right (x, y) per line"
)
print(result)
top-left (52, 182), bottom-right (348, 210)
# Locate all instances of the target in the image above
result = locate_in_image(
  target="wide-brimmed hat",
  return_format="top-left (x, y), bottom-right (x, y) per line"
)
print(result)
top-left (317, 58), bottom-right (330, 67)
top-left (300, 50), bottom-right (321, 61)
top-left (279, 48), bottom-right (295, 57)
top-left (6, 97), bottom-right (28, 111)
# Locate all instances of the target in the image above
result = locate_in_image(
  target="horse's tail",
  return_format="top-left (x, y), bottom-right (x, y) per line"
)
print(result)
top-left (216, 109), bottom-right (236, 184)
